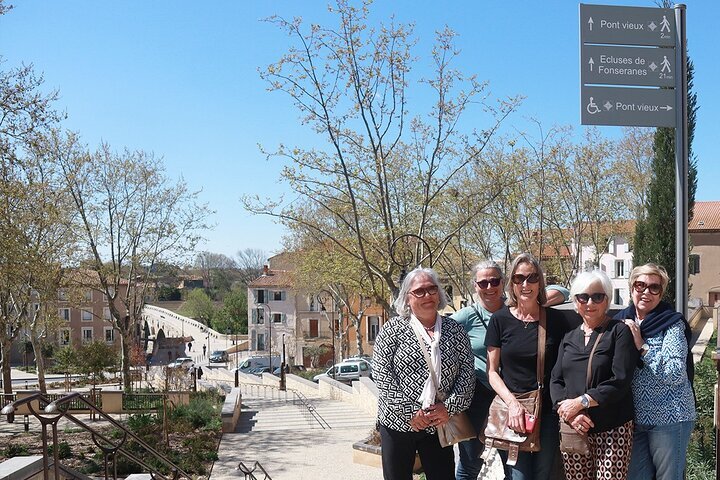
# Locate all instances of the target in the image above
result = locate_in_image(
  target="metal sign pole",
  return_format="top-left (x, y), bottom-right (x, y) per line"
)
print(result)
top-left (674, 4), bottom-right (688, 318)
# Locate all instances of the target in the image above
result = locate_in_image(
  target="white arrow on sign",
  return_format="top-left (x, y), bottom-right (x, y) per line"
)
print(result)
top-left (588, 57), bottom-right (595, 71)
top-left (660, 105), bottom-right (673, 111)
top-left (588, 17), bottom-right (594, 31)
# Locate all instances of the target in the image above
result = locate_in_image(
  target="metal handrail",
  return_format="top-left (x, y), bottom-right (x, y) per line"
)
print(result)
top-left (238, 460), bottom-right (272, 479)
top-left (1, 392), bottom-right (193, 480)
top-left (236, 381), bottom-right (331, 430)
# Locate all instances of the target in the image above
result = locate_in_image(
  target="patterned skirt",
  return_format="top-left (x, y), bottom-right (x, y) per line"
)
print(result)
top-left (562, 420), bottom-right (634, 480)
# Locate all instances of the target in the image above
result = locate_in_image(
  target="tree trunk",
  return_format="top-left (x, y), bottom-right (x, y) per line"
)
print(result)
top-left (31, 338), bottom-right (47, 393)
top-left (1, 339), bottom-right (12, 395)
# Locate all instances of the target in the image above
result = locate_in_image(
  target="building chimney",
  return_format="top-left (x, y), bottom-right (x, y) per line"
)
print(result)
top-left (262, 264), bottom-right (269, 276)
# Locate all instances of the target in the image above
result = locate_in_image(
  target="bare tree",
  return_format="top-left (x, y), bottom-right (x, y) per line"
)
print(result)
top-left (245, 2), bottom-right (521, 311)
top-left (51, 135), bottom-right (212, 390)
top-left (235, 248), bottom-right (267, 286)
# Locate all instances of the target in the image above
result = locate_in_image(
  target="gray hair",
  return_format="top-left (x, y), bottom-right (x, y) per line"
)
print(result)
top-left (471, 260), bottom-right (504, 281)
top-left (393, 267), bottom-right (448, 318)
top-left (505, 253), bottom-right (547, 307)
top-left (570, 270), bottom-right (613, 312)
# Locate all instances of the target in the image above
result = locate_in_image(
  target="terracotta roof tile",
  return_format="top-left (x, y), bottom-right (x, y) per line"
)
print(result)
top-left (248, 270), bottom-right (293, 288)
top-left (690, 201), bottom-right (720, 231)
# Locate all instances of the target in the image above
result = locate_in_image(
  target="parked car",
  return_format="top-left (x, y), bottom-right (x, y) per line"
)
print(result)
top-left (170, 357), bottom-right (194, 369)
top-left (236, 355), bottom-right (281, 373)
top-left (272, 365), bottom-right (307, 375)
top-left (250, 366), bottom-right (272, 376)
top-left (312, 359), bottom-right (372, 383)
top-left (209, 350), bottom-right (229, 363)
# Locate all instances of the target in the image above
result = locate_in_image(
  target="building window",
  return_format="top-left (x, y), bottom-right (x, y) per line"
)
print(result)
top-left (254, 308), bottom-right (265, 324)
top-left (59, 308), bottom-right (70, 322)
top-left (82, 328), bottom-right (93, 343)
top-left (615, 260), bottom-right (625, 278)
top-left (689, 254), bottom-right (700, 275)
top-left (82, 309), bottom-right (93, 321)
top-left (58, 289), bottom-right (68, 301)
top-left (368, 316), bottom-right (380, 342)
top-left (309, 296), bottom-right (317, 312)
top-left (257, 333), bottom-right (265, 351)
top-left (84, 290), bottom-right (93, 302)
top-left (59, 329), bottom-right (71, 346)
top-left (103, 307), bottom-right (111, 320)
top-left (255, 289), bottom-right (266, 304)
top-left (614, 288), bottom-right (622, 305)
top-left (272, 313), bottom-right (283, 323)
top-left (104, 327), bottom-right (115, 344)
top-left (308, 319), bottom-right (319, 338)
top-left (273, 290), bottom-right (284, 301)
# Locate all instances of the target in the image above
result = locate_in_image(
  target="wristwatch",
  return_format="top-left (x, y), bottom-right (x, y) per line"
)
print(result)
top-left (639, 343), bottom-right (650, 356)
top-left (580, 394), bottom-right (590, 409)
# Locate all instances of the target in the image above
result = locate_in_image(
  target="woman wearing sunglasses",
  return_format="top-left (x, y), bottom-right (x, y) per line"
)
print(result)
top-left (372, 267), bottom-right (475, 480)
top-left (451, 260), bottom-right (569, 480)
top-left (550, 270), bottom-right (638, 479)
top-left (485, 253), bottom-right (576, 480)
top-left (613, 263), bottom-right (696, 480)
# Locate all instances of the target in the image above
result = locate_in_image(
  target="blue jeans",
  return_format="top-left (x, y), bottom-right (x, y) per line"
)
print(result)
top-left (498, 412), bottom-right (561, 480)
top-left (456, 381), bottom-right (494, 480)
top-left (627, 420), bottom-right (694, 480)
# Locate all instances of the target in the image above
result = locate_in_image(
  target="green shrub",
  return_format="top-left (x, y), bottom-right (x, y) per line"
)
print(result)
top-left (48, 441), bottom-right (72, 459)
top-left (687, 331), bottom-right (717, 480)
top-left (4, 444), bottom-right (29, 457)
top-left (169, 393), bottom-right (222, 431)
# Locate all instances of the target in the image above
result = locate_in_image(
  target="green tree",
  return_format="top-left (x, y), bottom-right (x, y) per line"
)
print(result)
top-left (633, 57), bottom-right (698, 305)
top-left (180, 289), bottom-right (215, 325)
top-left (76, 341), bottom-right (120, 386)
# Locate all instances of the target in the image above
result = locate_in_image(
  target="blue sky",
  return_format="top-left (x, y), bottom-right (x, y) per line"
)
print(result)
top-left (2, 1), bottom-right (718, 259)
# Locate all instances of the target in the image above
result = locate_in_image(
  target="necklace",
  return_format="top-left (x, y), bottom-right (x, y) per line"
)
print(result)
top-left (423, 323), bottom-right (436, 332)
top-left (521, 319), bottom-right (534, 329)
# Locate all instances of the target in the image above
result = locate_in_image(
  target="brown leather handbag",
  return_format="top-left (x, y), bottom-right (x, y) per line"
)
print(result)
top-left (558, 322), bottom-right (608, 456)
top-left (482, 309), bottom-right (546, 466)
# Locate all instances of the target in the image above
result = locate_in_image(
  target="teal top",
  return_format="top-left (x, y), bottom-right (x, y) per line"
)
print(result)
top-left (449, 285), bottom-right (569, 390)
top-left (450, 303), bottom-right (492, 389)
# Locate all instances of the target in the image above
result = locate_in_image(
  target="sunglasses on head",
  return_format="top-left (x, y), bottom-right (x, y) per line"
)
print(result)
top-left (409, 285), bottom-right (439, 298)
top-left (633, 281), bottom-right (662, 295)
top-left (510, 272), bottom-right (540, 285)
top-left (476, 277), bottom-right (501, 289)
top-left (575, 292), bottom-right (607, 304)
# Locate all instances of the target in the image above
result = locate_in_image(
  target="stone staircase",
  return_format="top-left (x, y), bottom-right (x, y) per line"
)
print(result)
top-left (235, 394), bottom-right (376, 432)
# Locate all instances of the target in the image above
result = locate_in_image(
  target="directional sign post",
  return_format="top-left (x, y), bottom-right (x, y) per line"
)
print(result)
top-left (580, 4), bottom-right (675, 46)
top-left (581, 45), bottom-right (675, 87)
top-left (579, 4), bottom-right (688, 317)
top-left (581, 86), bottom-right (674, 127)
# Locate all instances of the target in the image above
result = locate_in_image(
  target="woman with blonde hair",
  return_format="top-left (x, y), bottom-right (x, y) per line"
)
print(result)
top-left (613, 263), bottom-right (695, 480)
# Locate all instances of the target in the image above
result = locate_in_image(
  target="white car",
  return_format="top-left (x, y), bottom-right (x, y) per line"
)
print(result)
top-left (313, 359), bottom-right (372, 383)
top-left (170, 357), bottom-right (195, 369)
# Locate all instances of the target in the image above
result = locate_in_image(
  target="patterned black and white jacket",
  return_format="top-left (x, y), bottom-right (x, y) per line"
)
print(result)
top-left (373, 315), bottom-right (475, 433)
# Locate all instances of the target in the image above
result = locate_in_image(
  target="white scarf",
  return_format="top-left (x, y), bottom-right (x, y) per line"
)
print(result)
top-left (410, 313), bottom-right (442, 409)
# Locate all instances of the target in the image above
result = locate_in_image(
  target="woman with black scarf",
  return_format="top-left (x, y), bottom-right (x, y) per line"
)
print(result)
top-left (613, 263), bottom-right (696, 480)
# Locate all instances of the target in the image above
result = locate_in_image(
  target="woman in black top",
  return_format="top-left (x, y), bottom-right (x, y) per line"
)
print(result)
top-left (550, 270), bottom-right (638, 479)
top-left (485, 253), bottom-right (573, 480)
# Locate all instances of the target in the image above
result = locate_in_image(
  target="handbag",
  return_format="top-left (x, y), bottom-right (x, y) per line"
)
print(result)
top-left (481, 309), bottom-right (546, 466)
top-left (412, 321), bottom-right (477, 448)
top-left (558, 322), bottom-right (607, 456)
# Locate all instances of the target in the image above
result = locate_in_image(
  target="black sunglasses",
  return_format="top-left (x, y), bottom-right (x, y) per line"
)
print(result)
top-left (476, 277), bottom-right (501, 289)
top-left (510, 272), bottom-right (540, 285)
top-left (409, 285), bottom-right (439, 298)
top-left (575, 292), bottom-right (607, 304)
top-left (633, 281), bottom-right (662, 295)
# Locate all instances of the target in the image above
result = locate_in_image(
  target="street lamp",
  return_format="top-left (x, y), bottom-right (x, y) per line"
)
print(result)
top-left (316, 291), bottom-right (336, 374)
top-left (234, 320), bottom-right (239, 387)
top-left (280, 333), bottom-right (287, 391)
top-left (256, 303), bottom-right (272, 370)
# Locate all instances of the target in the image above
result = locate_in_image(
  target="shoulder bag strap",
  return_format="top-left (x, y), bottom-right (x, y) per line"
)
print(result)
top-left (585, 318), bottom-right (610, 390)
top-left (536, 308), bottom-right (546, 388)
top-left (471, 304), bottom-right (489, 330)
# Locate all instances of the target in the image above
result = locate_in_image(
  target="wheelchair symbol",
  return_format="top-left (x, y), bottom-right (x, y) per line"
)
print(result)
top-left (586, 97), bottom-right (600, 115)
